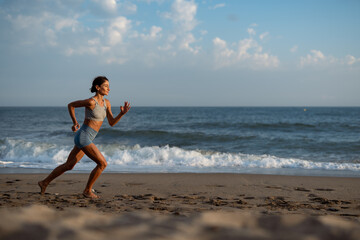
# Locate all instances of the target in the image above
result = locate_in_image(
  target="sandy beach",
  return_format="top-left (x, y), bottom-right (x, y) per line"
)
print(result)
top-left (1, 173), bottom-right (360, 239)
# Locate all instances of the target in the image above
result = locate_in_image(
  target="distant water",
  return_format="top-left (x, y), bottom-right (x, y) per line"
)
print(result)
top-left (1, 107), bottom-right (359, 176)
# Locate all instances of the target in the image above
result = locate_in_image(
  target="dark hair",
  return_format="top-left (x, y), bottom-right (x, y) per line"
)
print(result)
top-left (90, 76), bottom-right (109, 93)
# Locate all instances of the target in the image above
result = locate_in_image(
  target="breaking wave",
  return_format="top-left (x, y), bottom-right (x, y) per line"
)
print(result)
top-left (1, 138), bottom-right (359, 174)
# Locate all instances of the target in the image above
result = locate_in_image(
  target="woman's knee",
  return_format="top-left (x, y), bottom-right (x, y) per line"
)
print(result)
top-left (98, 160), bottom-right (107, 170)
top-left (63, 163), bottom-right (76, 171)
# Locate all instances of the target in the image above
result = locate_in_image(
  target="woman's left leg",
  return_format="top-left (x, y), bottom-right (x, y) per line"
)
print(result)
top-left (39, 146), bottom-right (85, 194)
top-left (81, 143), bottom-right (107, 198)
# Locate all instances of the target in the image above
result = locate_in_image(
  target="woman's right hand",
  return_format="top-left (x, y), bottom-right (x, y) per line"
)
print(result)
top-left (120, 101), bottom-right (131, 115)
top-left (72, 123), bottom-right (80, 132)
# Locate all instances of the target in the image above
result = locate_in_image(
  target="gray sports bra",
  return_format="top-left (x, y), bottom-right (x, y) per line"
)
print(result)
top-left (85, 97), bottom-right (107, 121)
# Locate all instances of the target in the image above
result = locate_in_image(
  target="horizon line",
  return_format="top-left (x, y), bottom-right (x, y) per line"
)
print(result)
top-left (0, 105), bottom-right (359, 108)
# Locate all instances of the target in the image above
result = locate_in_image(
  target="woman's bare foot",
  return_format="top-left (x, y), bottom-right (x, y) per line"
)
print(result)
top-left (83, 191), bottom-right (100, 199)
top-left (38, 181), bottom-right (48, 195)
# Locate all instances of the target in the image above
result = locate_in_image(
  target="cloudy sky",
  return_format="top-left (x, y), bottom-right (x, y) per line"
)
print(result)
top-left (0, 0), bottom-right (359, 106)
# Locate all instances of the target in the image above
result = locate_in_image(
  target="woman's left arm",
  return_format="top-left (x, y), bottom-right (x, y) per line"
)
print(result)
top-left (106, 100), bottom-right (131, 127)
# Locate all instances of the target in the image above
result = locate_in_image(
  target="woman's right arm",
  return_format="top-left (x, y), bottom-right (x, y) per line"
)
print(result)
top-left (68, 99), bottom-right (93, 132)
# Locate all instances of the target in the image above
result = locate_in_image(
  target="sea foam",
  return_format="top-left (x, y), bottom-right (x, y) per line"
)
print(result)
top-left (1, 138), bottom-right (360, 174)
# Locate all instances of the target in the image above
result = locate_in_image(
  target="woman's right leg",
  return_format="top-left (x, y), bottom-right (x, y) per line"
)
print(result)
top-left (80, 143), bottom-right (107, 199)
top-left (38, 146), bottom-right (84, 194)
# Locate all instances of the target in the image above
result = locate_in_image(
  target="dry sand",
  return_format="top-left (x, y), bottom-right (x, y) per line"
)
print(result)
top-left (1, 173), bottom-right (360, 239)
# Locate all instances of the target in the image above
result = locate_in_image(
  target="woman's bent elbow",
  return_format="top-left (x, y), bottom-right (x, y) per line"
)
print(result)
top-left (108, 120), bottom-right (117, 127)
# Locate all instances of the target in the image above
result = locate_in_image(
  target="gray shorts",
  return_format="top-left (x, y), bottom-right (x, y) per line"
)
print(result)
top-left (74, 124), bottom-right (98, 148)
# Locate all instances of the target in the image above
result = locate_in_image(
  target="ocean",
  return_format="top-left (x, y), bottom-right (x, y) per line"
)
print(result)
top-left (0, 107), bottom-right (359, 177)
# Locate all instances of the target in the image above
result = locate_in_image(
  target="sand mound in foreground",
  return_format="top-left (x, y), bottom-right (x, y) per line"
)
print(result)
top-left (0, 205), bottom-right (359, 240)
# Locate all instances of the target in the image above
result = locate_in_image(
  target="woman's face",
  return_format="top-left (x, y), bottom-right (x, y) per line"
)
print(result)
top-left (97, 80), bottom-right (110, 96)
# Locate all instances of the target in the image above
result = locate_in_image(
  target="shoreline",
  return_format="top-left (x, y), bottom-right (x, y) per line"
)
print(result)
top-left (1, 173), bottom-right (359, 239)
top-left (1, 167), bottom-right (360, 178)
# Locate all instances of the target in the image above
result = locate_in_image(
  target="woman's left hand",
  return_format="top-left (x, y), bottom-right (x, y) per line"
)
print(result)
top-left (72, 122), bottom-right (80, 132)
top-left (120, 101), bottom-right (131, 115)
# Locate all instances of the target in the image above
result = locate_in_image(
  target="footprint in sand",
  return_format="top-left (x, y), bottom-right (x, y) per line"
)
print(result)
top-left (308, 194), bottom-right (318, 198)
top-left (206, 184), bottom-right (226, 188)
top-left (149, 206), bottom-right (168, 211)
top-left (236, 199), bottom-right (248, 205)
top-left (327, 208), bottom-right (339, 212)
top-left (265, 186), bottom-right (283, 190)
top-left (132, 195), bottom-right (151, 200)
top-left (310, 197), bottom-right (342, 205)
top-left (294, 187), bottom-right (311, 192)
top-left (5, 179), bottom-right (21, 184)
top-left (315, 188), bottom-right (334, 192)
top-left (244, 196), bottom-right (255, 200)
top-left (207, 197), bottom-right (229, 206)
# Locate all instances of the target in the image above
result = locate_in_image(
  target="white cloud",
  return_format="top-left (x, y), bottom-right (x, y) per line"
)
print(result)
top-left (290, 45), bottom-right (298, 53)
top-left (8, 14), bottom-right (40, 30)
top-left (141, 0), bottom-right (164, 3)
top-left (247, 28), bottom-right (256, 36)
top-left (158, 34), bottom-right (177, 51)
top-left (180, 33), bottom-right (200, 54)
top-left (65, 36), bottom-right (104, 56)
top-left (107, 16), bottom-right (132, 45)
top-left (90, 0), bottom-right (137, 15)
top-left (122, 1), bottom-right (137, 14)
top-left (253, 52), bottom-right (280, 68)
top-left (300, 50), bottom-right (328, 67)
top-left (209, 3), bottom-right (225, 10)
top-left (213, 37), bottom-right (227, 49)
top-left (63, 15), bottom-right (132, 62)
top-left (6, 11), bottom-right (80, 47)
top-left (3, 0), bottom-right (203, 65)
top-left (345, 55), bottom-right (360, 65)
top-left (162, 0), bottom-right (200, 54)
top-left (141, 26), bottom-right (162, 40)
top-left (312, 50), bottom-right (325, 59)
top-left (213, 37), bottom-right (235, 68)
top-left (150, 25), bottom-right (162, 38)
top-left (54, 17), bottom-right (79, 32)
top-left (259, 32), bottom-right (269, 40)
top-left (92, 0), bottom-right (118, 14)
top-left (300, 50), bottom-right (360, 68)
top-left (213, 35), bottom-right (279, 70)
top-left (166, 0), bottom-right (198, 32)
top-left (65, 45), bottom-right (99, 56)
top-left (88, 38), bottom-right (100, 46)
top-left (238, 38), bottom-right (256, 59)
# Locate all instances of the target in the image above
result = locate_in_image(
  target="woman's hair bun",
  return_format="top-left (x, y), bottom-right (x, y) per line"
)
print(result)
top-left (90, 76), bottom-right (109, 93)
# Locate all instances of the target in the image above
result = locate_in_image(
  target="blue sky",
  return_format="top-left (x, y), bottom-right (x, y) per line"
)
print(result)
top-left (0, 0), bottom-right (359, 106)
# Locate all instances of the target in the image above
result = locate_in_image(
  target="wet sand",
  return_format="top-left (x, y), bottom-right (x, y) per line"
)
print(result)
top-left (1, 173), bottom-right (360, 239)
